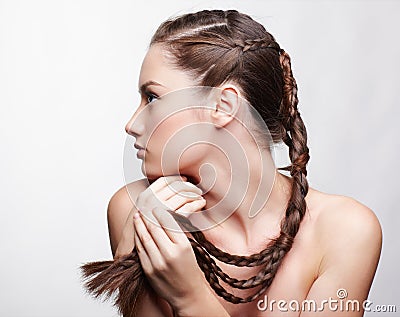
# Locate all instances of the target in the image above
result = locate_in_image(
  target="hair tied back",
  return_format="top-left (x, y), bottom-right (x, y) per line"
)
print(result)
top-left (234, 38), bottom-right (282, 54)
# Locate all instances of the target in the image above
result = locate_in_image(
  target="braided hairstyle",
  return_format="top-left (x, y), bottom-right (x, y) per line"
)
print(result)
top-left (80, 9), bottom-right (310, 316)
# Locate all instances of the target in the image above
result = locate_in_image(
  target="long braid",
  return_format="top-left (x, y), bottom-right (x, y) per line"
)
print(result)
top-left (80, 9), bottom-right (311, 315)
top-left (277, 47), bottom-right (310, 234)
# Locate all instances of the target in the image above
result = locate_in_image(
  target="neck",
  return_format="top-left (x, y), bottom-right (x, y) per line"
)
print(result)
top-left (184, 147), bottom-right (293, 246)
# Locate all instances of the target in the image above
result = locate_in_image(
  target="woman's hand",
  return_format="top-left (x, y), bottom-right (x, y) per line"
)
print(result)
top-left (115, 176), bottom-right (230, 316)
top-left (114, 175), bottom-right (206, 259)
top-left (136, 175), bottom-right (206, 217)
top-left (133, 206), bottom-right (211, 314)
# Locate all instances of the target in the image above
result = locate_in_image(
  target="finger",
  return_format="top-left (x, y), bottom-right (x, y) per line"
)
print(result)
top-left (134, 212), bottom-right (162, 262)
top-left (148, 175), bottom-right (187, 193)
top-left (134, 229), bottom-right (152, 270)
top-left (157, 181), bottom-right (203, 201)
top-left (152, 207), bottom-right (189, 245)
top-left (164, 191), bottom-right (204, 211)
top-left (175, 198), bottom-right (207, 217)
top-left (140, 210), bottom-right (175, 255)
top-left (142, 176), bottom-right (187, 203)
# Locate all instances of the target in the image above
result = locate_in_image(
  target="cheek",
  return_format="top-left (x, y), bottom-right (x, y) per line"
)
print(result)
top-left (147, 116), bottom-right (182, 153)
top-left (146, 112), bottom-right (211, 166)
top-left (178, 143), bottom-right (209, 164)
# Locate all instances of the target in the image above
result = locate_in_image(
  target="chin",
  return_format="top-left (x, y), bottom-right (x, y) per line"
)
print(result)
top-left (142, 163), bottom-right (180, 181)
top-left (142, 165), bottom-right (161, 181)
top-left (141, 154), bottom-right (200, 182)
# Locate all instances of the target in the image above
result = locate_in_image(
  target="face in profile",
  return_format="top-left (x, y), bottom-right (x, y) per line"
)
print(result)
top-left (124, 43), bottom-right (275, 216)
top-left (125, 44), bottom-right (218, 181)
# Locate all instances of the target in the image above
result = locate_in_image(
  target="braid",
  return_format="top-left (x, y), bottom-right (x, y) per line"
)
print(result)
top-left (233, 37), bottom-right (281, 53)
top-left (168, 205), bottom-right (298, 304)
top-left (191, 238), bottom-right (277, 303)
top-left (275, 49), bottom-right (310, 243)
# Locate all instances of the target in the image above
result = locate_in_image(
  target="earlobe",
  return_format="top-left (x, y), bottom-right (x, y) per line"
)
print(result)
top-left (211, 85), bottom-right (241, 128)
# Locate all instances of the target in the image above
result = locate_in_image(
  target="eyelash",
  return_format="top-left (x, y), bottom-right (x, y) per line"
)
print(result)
top-left (143, 90), bottom-right (158, 104)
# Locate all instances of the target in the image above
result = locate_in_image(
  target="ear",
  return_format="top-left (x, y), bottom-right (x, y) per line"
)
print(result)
top-left (210, 84), bottom-right (241, 128)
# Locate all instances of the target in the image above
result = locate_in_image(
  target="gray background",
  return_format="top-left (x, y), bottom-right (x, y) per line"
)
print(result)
top-left (0, 0), bottom-right (398, 316)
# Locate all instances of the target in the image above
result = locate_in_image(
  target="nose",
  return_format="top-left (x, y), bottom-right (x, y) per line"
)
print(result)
top-left (125, 109), bottom-right (145, 137)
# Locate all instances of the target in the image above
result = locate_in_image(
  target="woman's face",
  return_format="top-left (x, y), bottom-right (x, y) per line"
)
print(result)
top-left (125, 44), bottom-right (215, 180)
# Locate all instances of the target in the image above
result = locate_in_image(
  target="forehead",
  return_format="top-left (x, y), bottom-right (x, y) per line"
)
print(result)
top-left (138, 44), bottom-right (194, 91)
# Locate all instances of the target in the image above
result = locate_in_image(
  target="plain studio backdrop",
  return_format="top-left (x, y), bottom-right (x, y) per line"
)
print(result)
top-left (0, 0), bottom-right (398, 316)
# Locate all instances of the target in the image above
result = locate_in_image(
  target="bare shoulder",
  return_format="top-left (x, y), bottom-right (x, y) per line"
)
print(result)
top-left (298, 188), bottom-right (383, 311)
top-left (108, 178), bottom-right (150, 212)
top-left (308, 187), bottom-right (382, 271)
top-left (107, 178), bottom-right (150, 255)
top-left (311, 189), bottom-right (382, 243)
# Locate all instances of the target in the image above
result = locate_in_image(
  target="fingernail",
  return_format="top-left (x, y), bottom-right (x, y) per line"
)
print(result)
top-left (133, 212), bottom-right (140, 219)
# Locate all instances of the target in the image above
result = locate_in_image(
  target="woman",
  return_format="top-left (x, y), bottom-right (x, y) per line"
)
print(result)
top-left (81, 9), bottom-right (382, 317)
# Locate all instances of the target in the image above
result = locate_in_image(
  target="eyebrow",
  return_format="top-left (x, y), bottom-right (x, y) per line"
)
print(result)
top-left (138, 80), bottom-right (165, 94)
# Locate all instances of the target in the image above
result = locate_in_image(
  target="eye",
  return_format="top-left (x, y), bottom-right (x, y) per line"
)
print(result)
top-left (145, 91), bottom-right (158, 104)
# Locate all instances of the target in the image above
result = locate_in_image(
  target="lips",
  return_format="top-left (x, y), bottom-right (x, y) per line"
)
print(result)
top-left (134, 143), bottom-right (145, 150)
top-left (134, 143), bottom-right (145, 159)
top-left (136, 148), bottom-right (145, 159)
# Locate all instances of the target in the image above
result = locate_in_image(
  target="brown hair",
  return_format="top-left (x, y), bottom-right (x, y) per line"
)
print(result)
top-left (80, 9), bottom-right (310, 316)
